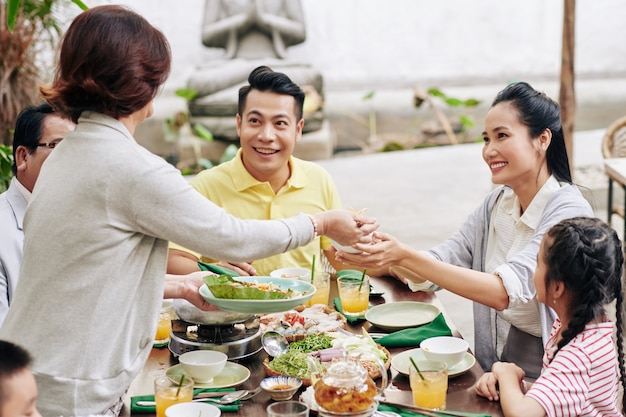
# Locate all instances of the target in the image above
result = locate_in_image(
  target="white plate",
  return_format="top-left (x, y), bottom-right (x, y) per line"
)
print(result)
top-left (166, 362), bottom-right (250, 388)
top-left (365, 302), bottom-right (440, 331)
top-left (391, 348), bottom-right (476, 378)
top-left (199, 277), bottom-right (315, 313)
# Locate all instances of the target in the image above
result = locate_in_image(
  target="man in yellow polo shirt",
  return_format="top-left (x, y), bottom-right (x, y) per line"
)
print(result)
top-left (167, 65), bottom-right (346, 276)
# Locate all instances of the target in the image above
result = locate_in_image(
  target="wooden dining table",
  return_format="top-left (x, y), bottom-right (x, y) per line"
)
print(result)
top-left (121, 274), bottom-right (504, 417)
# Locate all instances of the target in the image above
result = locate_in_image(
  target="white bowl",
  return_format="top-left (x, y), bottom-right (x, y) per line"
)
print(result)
top-left (178, 350), bottom-right (227, 383)
top-left (270, 267), bottom-right (311, 281)
top-left (165, 402), bottom-right (221, 417)
top-left (420, 336), bottom-right (469, 367)
top-left (329, 238), bottom-right (362, 254)
top-left (260, 376), bottom-right (303, 401)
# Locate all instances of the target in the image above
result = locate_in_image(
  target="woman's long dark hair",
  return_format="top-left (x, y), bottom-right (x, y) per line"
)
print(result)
top-left (492, 82), bottom-right (572, 183)
top-left (543, 217), bottom-right (625, 411)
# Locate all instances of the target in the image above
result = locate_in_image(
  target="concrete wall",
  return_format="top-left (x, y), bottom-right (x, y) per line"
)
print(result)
top-left (81, 0), bottom-right (626, 91)
top-left (72, 1), bottom-right (626, 160)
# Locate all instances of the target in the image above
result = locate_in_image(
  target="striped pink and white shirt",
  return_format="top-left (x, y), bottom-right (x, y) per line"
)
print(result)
top-left (526, 318), bottom-right (620, 416)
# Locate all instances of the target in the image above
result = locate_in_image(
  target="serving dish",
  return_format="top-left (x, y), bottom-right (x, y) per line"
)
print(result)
top-left (259, 305), bottom-right (347, 342)
top-left (199, 277), bottom-right (315, 313)
top-left (263, 336), bottom-right (391, 386)
top-left (364, 301), bottom-right (440, 331)
top-left (390, 348), bottom-right (476, 378)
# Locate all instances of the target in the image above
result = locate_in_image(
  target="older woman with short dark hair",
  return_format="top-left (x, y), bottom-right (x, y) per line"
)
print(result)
top-left (0, 6), bottom-right (376, 416)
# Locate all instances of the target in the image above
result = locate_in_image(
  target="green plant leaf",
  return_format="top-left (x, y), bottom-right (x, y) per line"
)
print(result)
top-left (219, 144), bottom-right (238, 164)
top-left (192, 123), bottom-right (213, 141)
top-left (427, 88), bottom-right (445, 98)
top-left (198, 158), bottom-right (213, 170)
top-left (362, 90), bottom-right (376, 101)
top-left (70, 0), bottom-right (89, 10)
top-left (175, 88), bottom-right (198, 101)
top-left (463, 98), bottom-right (482, 107)
top-left (7, 0), bottom-right (21, 31)
top-left (444, 97), bottom-right (463, 107)
top-left (0, 145), bottom-right (14, 193)
top-left (459, 115), bottom-right (475, 129)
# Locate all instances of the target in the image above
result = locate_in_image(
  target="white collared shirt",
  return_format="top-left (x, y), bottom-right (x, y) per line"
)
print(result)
top-left (487, 176), bottom-right (562, 337)
top-left (14, 177), bottom-right (32, 204)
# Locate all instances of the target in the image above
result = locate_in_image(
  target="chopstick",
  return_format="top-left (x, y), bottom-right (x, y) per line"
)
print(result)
top-left (379, 399), bottom-right (481, 417)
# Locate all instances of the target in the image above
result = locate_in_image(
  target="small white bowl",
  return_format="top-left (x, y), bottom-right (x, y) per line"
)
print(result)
top-left (178, 350), bottom-right (227, 383)
top-left (329, 238), bottom-right (362, 254)
top-left (165, 402), bottom-right (221, 417)
top-left (420, 336), bottom-right (469, 367)
top-left (260, 376), bottom-right (303, 401)
top-left (270, 268), bottom-right (311, 281)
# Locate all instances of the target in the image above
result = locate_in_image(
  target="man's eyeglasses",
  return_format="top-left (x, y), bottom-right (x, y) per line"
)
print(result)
top-left (35, 140), bottom-right (62, 149)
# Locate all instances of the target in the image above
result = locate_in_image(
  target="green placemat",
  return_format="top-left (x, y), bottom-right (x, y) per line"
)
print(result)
top-left (333, 297), bottom-right (368, 323)
top-left (378, 403), bottom-right (490, 417)
top-left (375, 313), bottom-right (452, 348)
top-left (131, 388), bottom-right (239, 414)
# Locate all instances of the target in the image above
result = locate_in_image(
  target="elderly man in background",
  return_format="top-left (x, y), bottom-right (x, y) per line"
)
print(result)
top-left (0, 103), bottom-right (74, 326)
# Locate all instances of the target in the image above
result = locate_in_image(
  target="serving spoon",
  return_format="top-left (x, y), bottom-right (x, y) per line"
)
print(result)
top-left (261, 331), bottom-right (289, 357)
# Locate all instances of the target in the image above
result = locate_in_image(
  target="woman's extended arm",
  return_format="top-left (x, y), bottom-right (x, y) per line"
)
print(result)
top-left (337, 231), bottom-right (509, 310)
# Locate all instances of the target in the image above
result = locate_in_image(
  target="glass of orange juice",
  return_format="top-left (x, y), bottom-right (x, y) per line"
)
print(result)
top-left (154, 303), bottom-right (172, 347)
top-left (337, 274), bottom-right (369, 317)
top-left (154, 375), bottom-right (193, 417)
top-left (305, 271), bottom-right (331, 307)
top-left (409, 360), bottom-right (448, 410)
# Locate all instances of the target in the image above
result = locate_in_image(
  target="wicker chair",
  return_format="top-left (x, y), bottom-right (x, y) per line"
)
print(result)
top-left (602, 115), bottom-right (626, 233)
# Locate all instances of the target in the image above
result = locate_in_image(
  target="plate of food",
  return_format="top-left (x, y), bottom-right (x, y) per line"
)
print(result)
top-left (365, 301), bottom-right (440, 331)
top-left (263, 331), bottom-right (391, 386)
top-left (260, 304), bottom-right (347, 341)
top-left (391, 348), bottom-right (476, 378)
top-left (199, 275), bottom-right (315, 313)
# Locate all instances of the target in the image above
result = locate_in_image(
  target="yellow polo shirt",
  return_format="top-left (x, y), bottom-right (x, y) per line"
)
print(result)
top-left (170, 150), bottom-right (342, 275)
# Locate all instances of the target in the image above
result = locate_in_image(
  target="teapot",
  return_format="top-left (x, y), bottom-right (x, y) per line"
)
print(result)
top-left (307, 349), bottom-right (387, 416)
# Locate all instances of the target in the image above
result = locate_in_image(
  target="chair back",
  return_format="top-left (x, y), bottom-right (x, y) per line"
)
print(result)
top-left (602, 115), bottom-right (626, 158)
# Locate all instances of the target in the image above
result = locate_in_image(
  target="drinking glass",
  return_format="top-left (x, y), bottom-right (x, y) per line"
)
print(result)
top-left (337, 274), bottom-right (369, 317)
top-left (154, 375), bottom-right (193, 417)
top-left (409, 360), bottom-right (448, 410)
top-left (154, 303), bottom-right (172, 347)
top-left (267, 401), bottom-right (309, 417)
top-left (304, 271), bottom-right (331, 307)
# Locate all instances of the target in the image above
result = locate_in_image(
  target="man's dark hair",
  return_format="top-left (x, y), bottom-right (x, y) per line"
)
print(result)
top-left (11, 103), bottom-right (55, 175)
top-left (238, 65), bottom-right (305, 120)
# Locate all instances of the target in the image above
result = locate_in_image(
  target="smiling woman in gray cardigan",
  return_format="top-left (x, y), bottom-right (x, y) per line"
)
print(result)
top-left (338, 82), bottom-right (593, 380)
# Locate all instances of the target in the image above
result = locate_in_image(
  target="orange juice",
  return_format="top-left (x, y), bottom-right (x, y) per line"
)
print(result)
top-left (154, 387), bottom-right (193, 417)
top-left (307, 283), bottom-right (330, 306)
top-left (409, 362), bottom-right (448, 410)
top-left (154, 311), bottom-right (171, 347)
top-left (305, 272), bottom-right (331, 306)
top-left (337, 275), bottom-right (369, 317)
top-left (154, 375), bottom-right (193, 417)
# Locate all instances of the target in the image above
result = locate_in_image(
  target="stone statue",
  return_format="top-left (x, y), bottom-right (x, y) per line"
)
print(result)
top-left (187, 0), bottom-right (325, 141)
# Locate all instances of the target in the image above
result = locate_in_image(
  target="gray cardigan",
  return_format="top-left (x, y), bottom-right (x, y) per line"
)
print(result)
top-left (0, 112), bottom-right (315, 417)
top-left (429, 183), bottom-right (593, 372)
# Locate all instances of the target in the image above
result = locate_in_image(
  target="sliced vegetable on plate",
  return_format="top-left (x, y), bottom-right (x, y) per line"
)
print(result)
top-left (263, 329), bottom-right (390, 386)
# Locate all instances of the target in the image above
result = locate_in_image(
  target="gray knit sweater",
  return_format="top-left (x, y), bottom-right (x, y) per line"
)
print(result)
top-left (0, 113), bottom-right (314, 417)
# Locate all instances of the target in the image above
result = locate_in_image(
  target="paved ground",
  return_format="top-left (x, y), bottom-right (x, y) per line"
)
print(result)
top-left (316, 128), bottom-right (612, 350)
